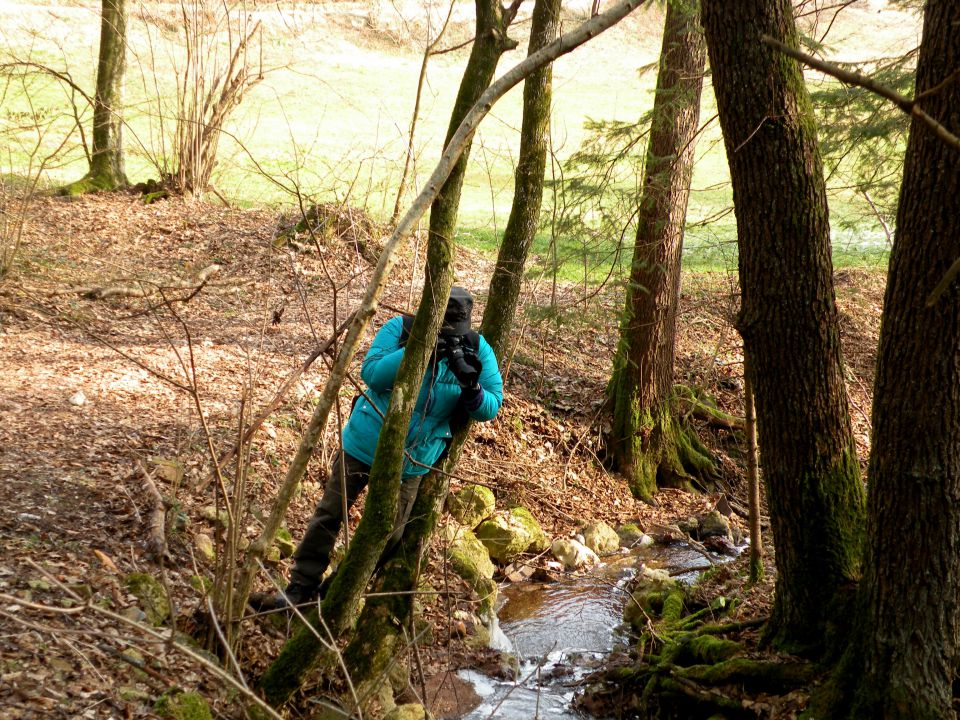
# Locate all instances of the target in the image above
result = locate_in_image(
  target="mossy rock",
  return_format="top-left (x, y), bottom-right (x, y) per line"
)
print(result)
top-left (123, 573), bottom-right (170, 626)
top-left (384, 704), bottom-right (430, 720)
top-left (509, 507), bottom-right (549, 552)
top-left (155, 691), bottom-right (212, 720)
top-left (275, 527), bottom-right (296, 558)
top-left (699, 510), bottom-right (732, 540)
top-left (579, 520), bottom-right (621, 555)
top-left (475, 507), bottom-right (546, 563)
top-left (194, 533), bottom-right (215, 562)
top-left (616, 523), bottom-right (654, 548)
top-left (445, 527), bottom-right (496, 584)
top-left (446, 484), bottom-right (495, 528)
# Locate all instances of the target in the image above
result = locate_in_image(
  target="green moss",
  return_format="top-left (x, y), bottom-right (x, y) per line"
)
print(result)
top-left (123, 573), bottom-right (170, 626)
top-left (155, 691), bottom-right (212, 720)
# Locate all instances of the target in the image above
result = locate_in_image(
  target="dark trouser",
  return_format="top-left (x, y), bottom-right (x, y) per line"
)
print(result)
top-left (289, 451), bottom-right (423, 589)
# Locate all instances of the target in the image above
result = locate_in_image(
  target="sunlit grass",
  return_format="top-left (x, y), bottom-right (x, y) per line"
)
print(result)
top-left (0, 0), bottom-right (909, 275)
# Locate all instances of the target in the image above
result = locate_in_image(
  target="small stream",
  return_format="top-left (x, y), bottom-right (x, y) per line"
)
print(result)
top-left (459, 543), bottom-right (729, 719)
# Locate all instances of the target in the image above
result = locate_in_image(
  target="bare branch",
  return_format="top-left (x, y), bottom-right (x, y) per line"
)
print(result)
top-left (761, 34), bottom-right (960, 153)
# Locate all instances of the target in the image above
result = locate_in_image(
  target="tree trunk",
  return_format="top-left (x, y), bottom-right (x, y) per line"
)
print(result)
top-left (339, 0), bottom-right (560, 703)
top-left (701, 0), bottom-right (865, 652)
top-left (606, 0), bottom-right (706, 501)
top-left (63, 0), bottom-right (127, 194)
top-left (257, 266), bottom-right (455, 709)
top-left (258, 0), bottom-right (515, 707)
top-left (428, 0), bottom-right (517, 251)
top-left (827, 1), bottom-right (960, 715)
top-left (482, 0), bottom-right (560, 361)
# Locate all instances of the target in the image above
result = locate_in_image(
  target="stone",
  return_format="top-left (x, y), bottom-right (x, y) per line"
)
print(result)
top-left (123, 573), bottom-right (170, 626)
top-left (445, 527), bottom-right (496, 581)
top-left (151, 458), bottom-right (185, 486)
top-left (264, 545), bottom-right (282, 564)
top-left (678, 516), bottom-right (699, 536)
top-left (579, 520), bottom-right (621, 555)
top-left (119, 686), bottom-right (151, 702)
top-left (275, 527), bottom-right (296, 558)
top-left (550, 538), bottom-right (600, 571)
top-left (194, 533), bottom-right (215, 562)
top-left (623, 566), bottom-right (682, 631)
top-left (509, 507), bottom-right (549, 552)
top-left (699, 510), bottom-right (732, 540)
top-left (475, 514), bottom-right (530, 564)
top-left (384, 704), bottom-right (428, 720)
top-left (445, 526), bottom-right (498, 615)
top-left (200, 506), bottom-right (229, 528)
top-left (121, 606), bottom-right (148, 623)
top-left (447, 484), bottom-right (496, 528)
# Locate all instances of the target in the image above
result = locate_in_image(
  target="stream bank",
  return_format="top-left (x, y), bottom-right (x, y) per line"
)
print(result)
top-left (458, 541), bottom-right (733, 719)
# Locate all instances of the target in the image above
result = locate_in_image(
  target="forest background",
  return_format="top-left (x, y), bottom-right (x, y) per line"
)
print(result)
top-left (0, 0), bottom-right (942, 719)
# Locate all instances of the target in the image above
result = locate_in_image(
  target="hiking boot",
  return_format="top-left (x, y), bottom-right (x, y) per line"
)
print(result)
top-left (248, 582), bottom-right (318, 614)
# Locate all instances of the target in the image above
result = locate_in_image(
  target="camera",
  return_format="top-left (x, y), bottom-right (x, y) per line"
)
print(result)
top-left (440, 333), bottom-right (466, 363)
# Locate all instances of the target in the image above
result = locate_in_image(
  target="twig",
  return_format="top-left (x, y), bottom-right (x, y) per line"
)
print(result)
top-left (213, 310), bottom-right (356, 473)
top-left (20, 562), bottom-right (284, 720)
top-left (137, 461), bottom-right (169, 562)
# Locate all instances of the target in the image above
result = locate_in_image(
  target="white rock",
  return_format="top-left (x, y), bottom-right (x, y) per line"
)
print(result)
top-left (68, 390), bottom-right (87, 406)
top-left (551, 538), bottom-right (600, 571)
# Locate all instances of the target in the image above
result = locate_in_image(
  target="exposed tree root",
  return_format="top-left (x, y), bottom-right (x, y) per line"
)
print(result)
top-left (583, 577), bottom-right (813, 719)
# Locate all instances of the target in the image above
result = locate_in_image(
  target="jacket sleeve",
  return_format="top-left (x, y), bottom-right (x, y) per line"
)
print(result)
top-left (361, 317), bottom-right (406, 392)
top-left (467, 335), bottom-right (503, 422)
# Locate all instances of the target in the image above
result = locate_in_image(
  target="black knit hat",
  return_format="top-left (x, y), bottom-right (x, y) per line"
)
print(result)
top-left (440, 287), bottom-right (473, 336)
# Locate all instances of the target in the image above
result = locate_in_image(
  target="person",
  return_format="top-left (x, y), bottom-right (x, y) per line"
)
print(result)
top-left (250, 287), bottom-right (503, 612)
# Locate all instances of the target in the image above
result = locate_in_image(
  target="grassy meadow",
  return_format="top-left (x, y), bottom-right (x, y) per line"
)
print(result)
top-left (0, 0), bottom-right (920, 274)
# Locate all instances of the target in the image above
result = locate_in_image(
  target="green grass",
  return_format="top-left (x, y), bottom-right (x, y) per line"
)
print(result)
top-left (0, 0), bottom-right (909, 276)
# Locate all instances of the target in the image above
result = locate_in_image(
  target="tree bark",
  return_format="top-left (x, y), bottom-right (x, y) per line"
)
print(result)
top-left (482, 0), bottom-right (561, 362)
top-left (827, 1), bottom-right (960, 716)
top-left (63, 0), bottom-right (127, 193)
top-left (701, 0), bottom-right (865, 652)
top-left (427, 0), bottom-right (517, 252)
top-left (339, 0), bottom-right (561, 702)
top-left (606, 0), bottom-right (706, 501)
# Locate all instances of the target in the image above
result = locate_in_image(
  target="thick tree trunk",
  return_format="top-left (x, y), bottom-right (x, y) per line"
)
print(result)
top-left (701, 0), bottom-right (865, 652)
top-left (482, 0), bottom-right (560, 361)
top-left (828, 1), bottom-right (960, 716)
top-left (606, 0), bottom-right (706, 501)
top-left (63, 0), bottom-right (127, 194)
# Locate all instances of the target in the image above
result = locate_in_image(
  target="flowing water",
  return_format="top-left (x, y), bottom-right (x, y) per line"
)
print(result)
top-left (459, 543), bottom-right (726, 720)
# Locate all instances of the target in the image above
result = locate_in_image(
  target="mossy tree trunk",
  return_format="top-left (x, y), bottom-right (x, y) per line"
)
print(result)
top-left (701, 0), bottom-right (865, 652)
top-left (258, 0), bottom-right (516, 707)
top-left (482, 0), bottom-right (560, 362)
top-left (339, 0), bottom-right (558, 702)
top-left (257, 259), bottom-right (454, 708)
top-left (63, 0), bottom-right (127, 194)
top-left (428, 0), bottom-right (517, 252)
top-left (825, 1), bottom-right (960, 716)
top-left (606, 0), bottom-right (706, 501)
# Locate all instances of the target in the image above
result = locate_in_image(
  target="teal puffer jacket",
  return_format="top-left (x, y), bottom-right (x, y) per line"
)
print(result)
top-left (341, 316), bottom-right (503, 477)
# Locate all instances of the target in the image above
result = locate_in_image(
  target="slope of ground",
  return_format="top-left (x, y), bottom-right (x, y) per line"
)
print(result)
top-left (0, 193), bottom-right (883, 718)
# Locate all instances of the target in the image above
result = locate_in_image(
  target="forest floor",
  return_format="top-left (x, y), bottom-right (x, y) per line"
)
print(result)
top-left (0, 193), bottom-right (884, 719)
